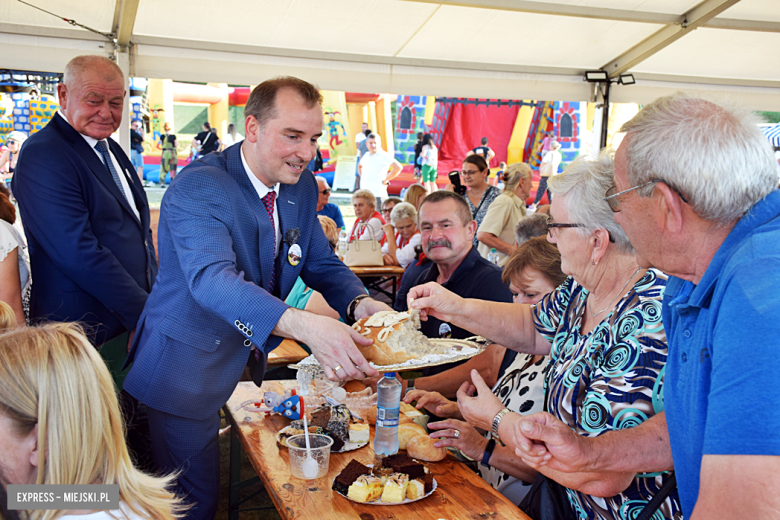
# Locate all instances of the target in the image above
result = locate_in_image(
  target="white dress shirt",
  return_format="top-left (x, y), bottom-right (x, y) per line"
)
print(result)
top-left (58, 111), bottom-right (140, 221)
top-left (241, 147), bottom-right (281, 257)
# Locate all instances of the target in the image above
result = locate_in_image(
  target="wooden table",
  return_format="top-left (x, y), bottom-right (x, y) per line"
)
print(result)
top-left (224, 381), bottom-right (531, 520)
top-left (349, 265), bottom-right (406, 302)
top-left (268, 339), bottom-right (309, 368)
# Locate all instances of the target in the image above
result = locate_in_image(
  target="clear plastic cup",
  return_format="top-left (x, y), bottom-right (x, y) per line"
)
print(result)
top-left (287, 434), bottom-right (333, 480)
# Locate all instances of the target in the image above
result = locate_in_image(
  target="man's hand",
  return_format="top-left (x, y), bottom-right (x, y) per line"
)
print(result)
top-left (456, 369), bottom-right (504, 431)
top-left (303, 315), bottom-right (378, 381)
top-left (407, 282), bottom-right (463, 323)
top-left (512, 412), bottom-right (593, 473)
top-left (353, 297), bottom-right (393, 321)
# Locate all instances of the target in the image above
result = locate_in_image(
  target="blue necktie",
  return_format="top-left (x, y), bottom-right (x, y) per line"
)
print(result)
top-left (94, 140), bottom-right (131, 204)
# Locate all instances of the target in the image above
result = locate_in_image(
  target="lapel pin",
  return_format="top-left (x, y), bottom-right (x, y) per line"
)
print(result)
top-left (288, 244), bottom-right (302, 266)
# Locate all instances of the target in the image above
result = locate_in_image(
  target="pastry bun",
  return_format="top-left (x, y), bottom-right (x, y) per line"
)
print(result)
top-left (406, 435), bottom-right (447, 462)
top-left (398, 423), bottom-right (427, 450)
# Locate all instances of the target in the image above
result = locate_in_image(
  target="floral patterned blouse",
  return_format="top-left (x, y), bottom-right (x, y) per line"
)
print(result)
top-left (532, 269), bottom-right (682, 520)
top-left (464, 184), bottom-right (500, 246)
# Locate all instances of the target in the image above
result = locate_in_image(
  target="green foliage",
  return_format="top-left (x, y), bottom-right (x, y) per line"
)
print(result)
top-left (756, 111), bottom-right (780, 124)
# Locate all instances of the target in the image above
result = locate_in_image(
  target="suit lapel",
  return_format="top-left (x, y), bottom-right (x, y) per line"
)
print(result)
top-left (53, 114), bottom-right (141, 227)
top-left (225, 146), bottom-right (274, 291)
top-left (276, 186), bottom-right (300, 296)
top-left (108, 138), bottom-right (146, 228)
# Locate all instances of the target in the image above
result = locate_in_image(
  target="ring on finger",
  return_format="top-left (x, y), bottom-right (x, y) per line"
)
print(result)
top-left (333, 365), bottom-right (344, 374)
top-left (453, 430), bottom-right (460, 439)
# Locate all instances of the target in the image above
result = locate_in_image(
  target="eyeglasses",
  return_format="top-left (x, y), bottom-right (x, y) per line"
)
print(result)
top-left (547, 220), bottom-right (615, 242)
top-left (381, 208), bottom-right (393, 214)
top-left (319, 189), bottom-right (331, 195)
top-left (604, 179), bottom-right (687, 212)
top-left (461, 169), bottom-right (482, 176)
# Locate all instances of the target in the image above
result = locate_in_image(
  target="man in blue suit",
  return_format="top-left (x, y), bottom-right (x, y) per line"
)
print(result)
top-left (124, 77), bottom-right (387, 519)
top-left (12, 54), bottom-right (158, 467)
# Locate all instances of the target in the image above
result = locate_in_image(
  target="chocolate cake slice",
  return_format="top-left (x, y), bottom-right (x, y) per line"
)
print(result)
top-left (381, 452), bottom-right (425, 480)
top-left (332, 459), bottom-right (372, 495)
top-left (419, 471), bottom-right (434, 494)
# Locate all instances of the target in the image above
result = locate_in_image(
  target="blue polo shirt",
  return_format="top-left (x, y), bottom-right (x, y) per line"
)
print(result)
top-left (663, 189), bottom-right (780, 517)
top-left (317, 203), bottom-right (345, 229)
top-left (396, 246), bottom-right (512, 376)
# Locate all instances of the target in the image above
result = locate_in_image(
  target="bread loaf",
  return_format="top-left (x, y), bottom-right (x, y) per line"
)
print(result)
top-left (406, 435), bottom-right (447, 462)
top-left (398, 422), bottom-right (427, 450)
top-left (351, 311), bottom-right (445, 365)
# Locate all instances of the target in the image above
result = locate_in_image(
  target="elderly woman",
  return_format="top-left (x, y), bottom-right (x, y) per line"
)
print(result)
top-left (0, 311), bottom-right (185, 519)
top-left (409, 152), bottom-right (681, 519)
top-left (349, 188), bottom-right (385, 244)
top-left (476, 163), bottom-right (533, 266)
top-left (381, 202), bottom-right (421, 269)
top-left (406, 237), bottom-right (566, 504)
top-left (447, 155), bottom-right (501, 246)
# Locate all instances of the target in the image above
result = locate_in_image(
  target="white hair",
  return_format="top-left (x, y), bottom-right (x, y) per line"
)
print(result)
top-left (548, 150), bottom-right (633, 254)
top-left (351, 189), bottom-right (376, 208)
top-left (63, 55), bottom-right (123, 87)
top-left (620, 92), bottom-right (777, 223)
top-left (315, 176), bottom-right (330, 189)
top-left (502, 162), bottom-right (532, 194)
top-left (390, 202), bottom-right (417, 226)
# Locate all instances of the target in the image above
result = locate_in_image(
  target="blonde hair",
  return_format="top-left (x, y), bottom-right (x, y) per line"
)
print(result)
top-left (317, 215), bottom-right (339, 247)
top-left (351, 189), bottom-right (377, 209)
top-left (0, 300), bottom-right (16, 330)
top-left (0, 322), bottom-right (186, 520)
top-left (502, 162), bottom-right (532, 194)
top-left (403, 184), bottom-right (427, 209)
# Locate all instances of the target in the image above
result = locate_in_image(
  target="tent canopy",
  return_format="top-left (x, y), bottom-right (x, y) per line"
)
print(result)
top-left (0, 0), bottom-right (779, 108)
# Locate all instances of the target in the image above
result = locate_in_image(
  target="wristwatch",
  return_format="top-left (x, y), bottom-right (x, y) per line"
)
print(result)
top-left (346, 294), bottom-right (370, 325)
top-left (491, 408), bottom-right (511, 443)
top-left (404, 378), bottom-right (416, 395)
top-left (480, 438), bottom-right (497, 468)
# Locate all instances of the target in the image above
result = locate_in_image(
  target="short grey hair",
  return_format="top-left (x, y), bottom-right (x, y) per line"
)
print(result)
top-left (515, 213), bottom-right (549, 245)
top-left (502, 163), bottom-right (532, 194)
top-left (620, 92), bottom-right (777, 223)
top-left (315, 176), bottom-right (330, 189)
top-left (63, 55), bottom-right (123, 87)
top-left (351, 189), bottom-right (377, 208)
top-left (548, 150), bottom-right (633, 253)
top-left (390, 202), bottom-right (417, 226)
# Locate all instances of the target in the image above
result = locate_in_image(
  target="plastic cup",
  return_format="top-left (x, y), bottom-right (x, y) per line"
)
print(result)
top-left (287, 434), bottom-right (333, 480)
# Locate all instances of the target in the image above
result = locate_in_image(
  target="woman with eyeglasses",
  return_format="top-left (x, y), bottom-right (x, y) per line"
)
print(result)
top-left (408, 151), bottom-right (680, 520)
top-left (476, 163), bottom-right (533, 266)
top-left (446, 155), bottom-right (501, 246)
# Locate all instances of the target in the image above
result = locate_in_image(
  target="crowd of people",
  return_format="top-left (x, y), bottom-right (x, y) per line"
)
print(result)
top-left (1, 53), bottom-right (779, 520)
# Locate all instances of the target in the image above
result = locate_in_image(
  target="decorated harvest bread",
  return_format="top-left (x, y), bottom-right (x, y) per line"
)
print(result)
top-left (351, 310), bottom-right (446, 365)
top-left (406, 434), bottom-right (447, 462)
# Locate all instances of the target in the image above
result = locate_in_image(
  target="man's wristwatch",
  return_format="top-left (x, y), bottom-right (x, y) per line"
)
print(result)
top-left (491, 408), bottom-right (511, 443)
top-left (480, 438), bottom-right (497, 468)
top-left (404, 378), bottom-right (416, 395)
top-left (346, 294), bottom-right (370, 325)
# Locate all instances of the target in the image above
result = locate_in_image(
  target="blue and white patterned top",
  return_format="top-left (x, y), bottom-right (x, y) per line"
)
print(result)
top-left (532, 269), bottom-right (682, 520)
top-left (465, 184), bottom-right (501, 246)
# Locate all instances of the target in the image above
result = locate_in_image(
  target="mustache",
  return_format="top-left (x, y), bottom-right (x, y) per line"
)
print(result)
top-left (426, 238), bottom-right (451, 252)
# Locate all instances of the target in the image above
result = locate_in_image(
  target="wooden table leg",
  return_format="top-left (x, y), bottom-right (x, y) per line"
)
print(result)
top-left (229, 415), bottom-right (241, 520)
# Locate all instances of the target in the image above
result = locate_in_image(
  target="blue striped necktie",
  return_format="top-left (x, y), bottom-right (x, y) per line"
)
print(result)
top-left (94, 140), bottom-right (131, 204)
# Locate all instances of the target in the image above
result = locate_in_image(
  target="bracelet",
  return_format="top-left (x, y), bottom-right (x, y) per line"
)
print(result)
top-left (480, 438), bottom-right (497, 468)
top-left (491, 408), bottom-right (511, 443)
top-left (346, 294), bottom-right (370, 325)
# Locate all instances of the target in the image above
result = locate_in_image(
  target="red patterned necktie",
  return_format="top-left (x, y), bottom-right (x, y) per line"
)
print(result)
top-left (260, 190), bottom-right (277, 295)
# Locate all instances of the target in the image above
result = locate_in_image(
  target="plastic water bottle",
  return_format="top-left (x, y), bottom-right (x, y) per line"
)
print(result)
top-left (338, 227), bottom-right (348, 259)
top-left (487, 248), bottom-right (500, 265)
top-left (374, 372), bottom-right (402, 458)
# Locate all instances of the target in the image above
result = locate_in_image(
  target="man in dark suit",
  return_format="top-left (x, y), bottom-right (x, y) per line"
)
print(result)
top-left (12, 54), bottom-right (158, 465)
top-left (124, 77), bottom-right (388, 519)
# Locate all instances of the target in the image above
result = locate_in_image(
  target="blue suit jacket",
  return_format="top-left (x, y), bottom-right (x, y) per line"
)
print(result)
top-left (12, 113), bottom-right (157, 345)
top-left (123, 144), bottom-right (366, 420)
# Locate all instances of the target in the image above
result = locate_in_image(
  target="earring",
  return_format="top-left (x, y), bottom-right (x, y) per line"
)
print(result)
top-left (592, 260), bottom-right (598, 266)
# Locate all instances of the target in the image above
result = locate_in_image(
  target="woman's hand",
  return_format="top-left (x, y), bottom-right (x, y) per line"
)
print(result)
top-left (383, 253), bottom-right (399, 266)
top-left (407, 282), bottom-right (464, 323)
top-left (457, 369), bottom-right (506, 431)
top-left (429, 419), bottom-right (488, 461)
top-left (383, 223), bottom-right (395, 236)
top-left (404, 389), bottom-right (460, 419)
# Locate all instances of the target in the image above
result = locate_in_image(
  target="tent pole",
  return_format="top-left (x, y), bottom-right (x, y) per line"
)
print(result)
top-left (599, 80), bottom-right (611, 150)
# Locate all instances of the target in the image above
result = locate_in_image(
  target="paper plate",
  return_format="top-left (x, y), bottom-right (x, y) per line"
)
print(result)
top-left (289, 338), bottom-right (487, 374)
top-left (333, 464), bottom-right (437, 505)
top-left (277, 425), bottom-right (368, 453)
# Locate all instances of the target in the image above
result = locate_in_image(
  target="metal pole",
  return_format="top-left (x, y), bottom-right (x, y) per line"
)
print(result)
top-left (599, 80), bottom-right (611, 150)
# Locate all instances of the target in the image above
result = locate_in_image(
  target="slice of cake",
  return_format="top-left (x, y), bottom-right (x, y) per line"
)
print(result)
top-left (348, 423), bottom-right (369, 444)
top-left (406, 479), bottom-right (425, 500)
top-left (332, 459), bottom-right (371, 495)
top-left (419, 471), bottom-right (434, 494)
top-left (347, 474), bottom-right (383, 503)
top-left (380, 473), bottom-right (409, 503)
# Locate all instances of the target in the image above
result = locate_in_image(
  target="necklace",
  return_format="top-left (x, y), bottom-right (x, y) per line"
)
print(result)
top-left (588, 267), bottom-right (642, 318)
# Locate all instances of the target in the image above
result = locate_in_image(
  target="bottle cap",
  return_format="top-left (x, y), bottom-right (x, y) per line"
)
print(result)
top-left (383, 372), bottom-right (396, 378)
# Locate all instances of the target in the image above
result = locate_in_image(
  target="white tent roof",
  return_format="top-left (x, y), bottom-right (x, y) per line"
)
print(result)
top-left (1, 0), bottom-right (779, 108)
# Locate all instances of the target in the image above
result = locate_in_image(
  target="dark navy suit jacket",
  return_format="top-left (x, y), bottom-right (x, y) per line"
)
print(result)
top-left (123, 144), bottom-right (366, 420)
top-left (12, 113), bottom-right (158, 345)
